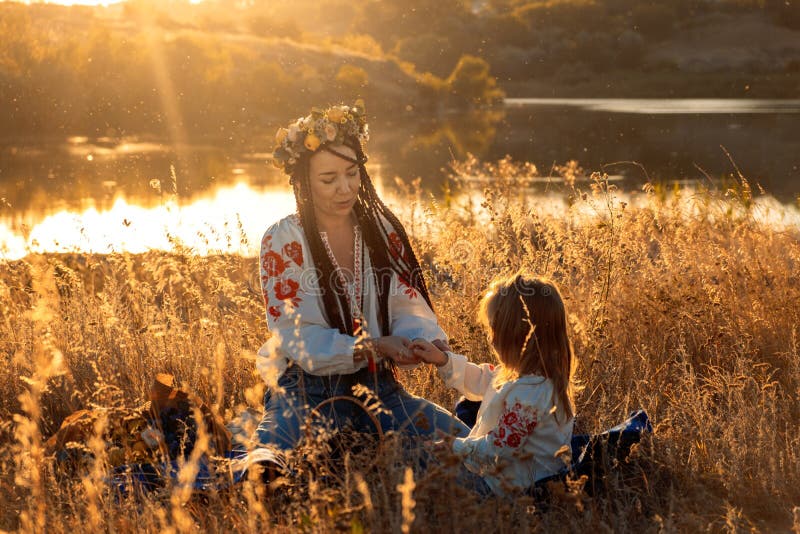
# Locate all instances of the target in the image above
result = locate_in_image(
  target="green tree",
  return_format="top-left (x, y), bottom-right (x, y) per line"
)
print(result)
top-left (354, 0), bottom-right (473, 48)
top-left (393, 33), bottom-right (460, 77)
top-left (445, 54), bottom-right (504, 108)
top-left (481, 12), bottom-right (532, 48)
top-left (248, 15), bottom-right (300, 39)
top-left (514, 0), bottom-right (607, 34)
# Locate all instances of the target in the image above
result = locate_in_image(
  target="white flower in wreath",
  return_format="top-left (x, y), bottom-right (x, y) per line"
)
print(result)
top-left (287, 123), bottom-right (300, 142)
top-left (324, 123), bottom-right (338, 142)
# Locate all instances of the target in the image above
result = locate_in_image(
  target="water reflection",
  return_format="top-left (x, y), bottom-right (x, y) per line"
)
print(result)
top-left (0, 183), bottom-right (297, 260)
top-left (498, 100), bottom-right (800, 200)
top-left (0, 110), bottom-right (503, 215)
top-left (0, 137), bottom-right (276, 214)
top-left (2, 100), bottom-right (799, 258)
top-left (2, 181), bottom-right (799, 261)
top-left (506, 98), bottom-right (800, 114)
top-left (4, 101), bottom-right (799, 217)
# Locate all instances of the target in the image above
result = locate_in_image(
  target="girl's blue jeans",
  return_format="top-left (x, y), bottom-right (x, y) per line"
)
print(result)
top-left (256, 362), bottom-right (470, 450)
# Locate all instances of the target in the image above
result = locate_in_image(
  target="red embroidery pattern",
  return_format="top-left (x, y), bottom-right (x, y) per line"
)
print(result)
top-left (283, 241), bottom-right (304, 267)
top-left (262, 250), bottom-right (287, 278)
top-left (398, 275), bottom-right (418, 299)
top-left (274, 278), bottom-right (299, 301)
top-left (388, 232), bottom-right (406, 261)
top-left (491, 401), bottom-right (538, 448)
top-left (261, 229), bottom-right (305, 321)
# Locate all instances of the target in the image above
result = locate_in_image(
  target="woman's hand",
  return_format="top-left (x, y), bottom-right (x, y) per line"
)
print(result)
top-left (376, 336), bottom-right (418, 365)
top-left (431, 339), bottom-right (452, 352)
top-left (410, 339), bottom-right (448, 367)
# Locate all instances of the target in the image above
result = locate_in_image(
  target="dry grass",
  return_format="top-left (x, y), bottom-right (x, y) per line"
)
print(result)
top-left (1, 162), bottom-right (799, 532)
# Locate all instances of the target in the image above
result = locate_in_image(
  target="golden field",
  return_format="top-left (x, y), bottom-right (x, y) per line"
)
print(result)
top-left (1, 164), bottom-right (799, 532)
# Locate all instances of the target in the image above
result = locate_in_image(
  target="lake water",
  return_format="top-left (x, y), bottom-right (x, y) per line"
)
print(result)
top-left (498, 98), bottom-right (800, 200)
top-left (1, 99), bottom-right (799, 258)
top-left (505, 98), bottom-right (800, 114)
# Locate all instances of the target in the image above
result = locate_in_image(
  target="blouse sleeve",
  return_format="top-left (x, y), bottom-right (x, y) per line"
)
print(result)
top-left (437, 352), bottom-right (497, 401)
top-left (258, 219), bottom-right (358, 376)
top-left (380, 222), bottom-right (447, 343)
top-left (451, 386), bottom-right (541, 471)
top-left (388, 270), bottom-right (447, 342)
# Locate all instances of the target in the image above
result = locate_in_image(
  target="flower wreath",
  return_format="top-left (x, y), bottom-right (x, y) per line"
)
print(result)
top-left (272, 100), bottom-right (369, 175)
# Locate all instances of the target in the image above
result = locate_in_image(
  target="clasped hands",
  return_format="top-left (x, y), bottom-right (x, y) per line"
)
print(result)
top-left (356, 336), bottom-right (450, 366)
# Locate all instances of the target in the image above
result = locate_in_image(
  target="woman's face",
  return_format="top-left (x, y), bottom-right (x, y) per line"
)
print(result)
top-left (307, 145), bottom-right (361, 224)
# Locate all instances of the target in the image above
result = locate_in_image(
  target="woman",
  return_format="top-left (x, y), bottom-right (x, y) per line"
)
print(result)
top-left (255, 101), bottom-right (468, 450)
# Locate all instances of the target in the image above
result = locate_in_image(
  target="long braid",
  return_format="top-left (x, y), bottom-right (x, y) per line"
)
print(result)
top-left (292, 157), bottom-right (354, 335)
top-left (354, 200), bottom-right (393, 335)
top-left (348, 139), bottom-right (435, 311)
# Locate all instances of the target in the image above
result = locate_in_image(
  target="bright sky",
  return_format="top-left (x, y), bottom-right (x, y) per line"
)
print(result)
top-left (12, 0), bottom-right (204, 5)
top-left (16, 0), bottom-right (125, 4)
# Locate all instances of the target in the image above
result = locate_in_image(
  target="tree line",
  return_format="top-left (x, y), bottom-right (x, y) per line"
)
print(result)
top-left (1, 0), bottom-right (796, 139)
top-left (0, 2), bottom-right (503, 139)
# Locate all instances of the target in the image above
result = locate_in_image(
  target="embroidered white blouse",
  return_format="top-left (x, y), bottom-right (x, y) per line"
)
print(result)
top-left (439, 352), bottom-right (574, 495)
top-left (256, 213), bottom-right (446, 382)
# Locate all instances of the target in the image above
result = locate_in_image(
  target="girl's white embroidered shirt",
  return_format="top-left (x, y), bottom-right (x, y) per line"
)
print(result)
top-left (439, 352), bottom-right (574, 495)
top-left (257, 214), bottom-right (446, 381)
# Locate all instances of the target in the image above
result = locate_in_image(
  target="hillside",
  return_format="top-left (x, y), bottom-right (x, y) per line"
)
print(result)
top-left (500, 9), bottom-right (800, 98)
top-left (0, 2), bottom-right (501, 139)
top-left (649, 12), bottom-right (800, 72)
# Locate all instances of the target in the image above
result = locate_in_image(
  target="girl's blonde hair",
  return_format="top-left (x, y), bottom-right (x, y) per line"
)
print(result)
top-left (479, 273), bottom-right (577, 421)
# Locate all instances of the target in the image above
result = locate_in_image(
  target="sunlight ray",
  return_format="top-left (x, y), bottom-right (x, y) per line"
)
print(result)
top-left (139, 8), bottom-right (195, 188)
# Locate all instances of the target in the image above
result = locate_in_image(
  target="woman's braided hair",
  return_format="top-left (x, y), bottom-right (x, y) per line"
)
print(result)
top-left (290, 136), bottom-right (434, 337)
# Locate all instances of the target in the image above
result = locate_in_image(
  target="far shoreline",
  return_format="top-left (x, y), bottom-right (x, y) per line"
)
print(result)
top-left (500, 70), bottom-right (800, 100)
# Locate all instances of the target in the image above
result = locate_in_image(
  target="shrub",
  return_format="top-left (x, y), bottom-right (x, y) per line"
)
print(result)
top-left (445, 54), bottom-right (505, 108)
top-left (335, 33), bottom-right (384, 57)
top-left (393, 33), bottom-right (460, 78)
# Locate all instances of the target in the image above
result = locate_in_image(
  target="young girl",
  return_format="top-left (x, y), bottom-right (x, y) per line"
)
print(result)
top-left (411, 274), bottom-right (577, 496)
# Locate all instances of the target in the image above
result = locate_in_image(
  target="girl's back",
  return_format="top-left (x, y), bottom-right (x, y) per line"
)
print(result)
top-left (412, 272), bottom-right (578, 496)
top-left (441, 352), bottom-right (574, 495)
